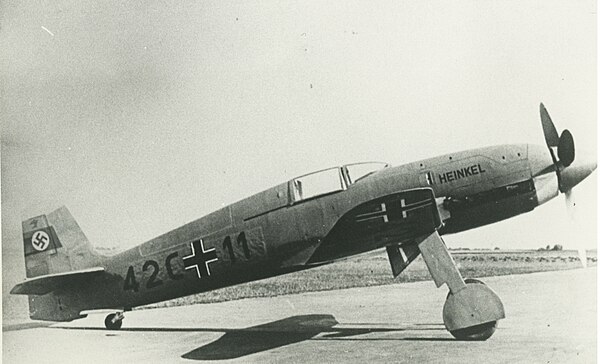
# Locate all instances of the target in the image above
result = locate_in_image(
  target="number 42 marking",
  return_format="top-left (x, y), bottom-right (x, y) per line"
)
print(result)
top-left (123, 252), bottom-right (182, 292)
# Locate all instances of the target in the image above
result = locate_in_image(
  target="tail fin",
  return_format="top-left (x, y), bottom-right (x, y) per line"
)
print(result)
top-left (19, 206), bottom-right (106, 322)
top-left (22, 206), bottom-right (99, 278)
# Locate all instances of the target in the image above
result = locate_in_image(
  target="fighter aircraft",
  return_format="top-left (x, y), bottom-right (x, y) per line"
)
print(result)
top-left (11, 104), bottom-right (596, 340)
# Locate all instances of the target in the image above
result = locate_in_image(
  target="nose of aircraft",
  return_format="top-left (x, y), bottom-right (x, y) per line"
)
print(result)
top-left (560, 151), bottom-right (597, 191)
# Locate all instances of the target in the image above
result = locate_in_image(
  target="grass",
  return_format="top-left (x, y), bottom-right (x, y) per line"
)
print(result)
top-left (143, 249), bottom-right (596, 309)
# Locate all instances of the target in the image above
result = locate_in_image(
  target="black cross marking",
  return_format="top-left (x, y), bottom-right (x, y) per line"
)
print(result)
top-left (182, 239), bottom-right (218, 279)
top-left (356, 203), bottom-right (389, 223)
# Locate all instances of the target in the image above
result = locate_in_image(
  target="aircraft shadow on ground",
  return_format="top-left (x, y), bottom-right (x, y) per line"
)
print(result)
top-left (181, 314), bottom-right (447, 360)
top-left (2, 321), bottom-right (54, 332)
top-left (51, 314), bottom-right (449, 360)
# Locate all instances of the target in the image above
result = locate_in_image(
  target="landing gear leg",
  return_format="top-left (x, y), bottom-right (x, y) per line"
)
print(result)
top-left (418, 232), bottom-right (505, 340)
top-left (104, 312), bottom-right (124, 330)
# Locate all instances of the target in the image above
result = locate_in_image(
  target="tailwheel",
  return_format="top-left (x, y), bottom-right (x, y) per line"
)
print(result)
top-left (104, 312), bottom-right (124, 330)
top-left (443, 279), bottom-right (504, 341)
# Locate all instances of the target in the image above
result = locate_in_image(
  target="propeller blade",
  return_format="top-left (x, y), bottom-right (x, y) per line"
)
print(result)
top-left (558, 130), bottom-right (575, 167)
top-left (539, 103), bottom-right (576, 192)
top-left (564, 189), bottom-right (587, 268)
top-left (540, 103), bottom-right (560, 148)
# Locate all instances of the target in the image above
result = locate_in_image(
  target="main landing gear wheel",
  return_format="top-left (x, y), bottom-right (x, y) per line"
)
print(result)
top-left (417, 232), bottom-right (505, 341)
top-left (443, 279), bottom-right (503, 341)
top-left (104, 312), bottom-right (124, 330)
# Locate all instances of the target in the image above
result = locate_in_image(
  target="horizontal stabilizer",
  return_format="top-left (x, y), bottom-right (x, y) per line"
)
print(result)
top-left (10, 267), bottom-right (105, 295)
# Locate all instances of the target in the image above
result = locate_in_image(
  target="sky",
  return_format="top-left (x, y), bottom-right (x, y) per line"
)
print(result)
top-left (1, 0), bottom-right (597, 292)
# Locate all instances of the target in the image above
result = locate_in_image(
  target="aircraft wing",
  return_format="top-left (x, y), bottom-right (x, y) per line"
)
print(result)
top-left (10, 267), bottom-right (106, 295)
top-left (308, 188), bottom-right (442, 264)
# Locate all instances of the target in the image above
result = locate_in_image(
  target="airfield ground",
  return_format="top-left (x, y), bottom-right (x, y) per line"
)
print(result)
top-left (146, 249), bottom-right (596, 308)
top-left (3, 267), bottom-right (595, 363)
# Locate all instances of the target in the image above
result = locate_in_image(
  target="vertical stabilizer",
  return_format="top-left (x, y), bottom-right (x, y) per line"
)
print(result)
top-left (22, 206), bottom-right (99, 278)
top-left (21, 206), bottom-right (103, 321)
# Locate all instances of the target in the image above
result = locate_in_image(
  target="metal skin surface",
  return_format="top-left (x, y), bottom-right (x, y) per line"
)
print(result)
top-left (12, 142), bottom-right (595, 325)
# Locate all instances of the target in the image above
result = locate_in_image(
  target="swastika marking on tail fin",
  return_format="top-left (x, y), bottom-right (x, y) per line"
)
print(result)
top-left (31, 231), bottom-right (50, 251)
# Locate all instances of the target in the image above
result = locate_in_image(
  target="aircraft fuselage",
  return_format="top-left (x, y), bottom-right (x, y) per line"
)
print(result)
top-left (25, 143), bottom-right (573, 320)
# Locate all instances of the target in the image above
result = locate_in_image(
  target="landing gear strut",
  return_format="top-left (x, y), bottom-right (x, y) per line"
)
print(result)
top-left (104, 312), bottom-right (124, 330)
top-left (418, 232), bottom-right (505, 340)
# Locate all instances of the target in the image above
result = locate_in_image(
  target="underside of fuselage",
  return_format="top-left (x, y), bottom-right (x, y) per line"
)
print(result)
top-left (305, 178), bottom-right (539, 264)
top-left (438, 179), bottom-right (537, 234)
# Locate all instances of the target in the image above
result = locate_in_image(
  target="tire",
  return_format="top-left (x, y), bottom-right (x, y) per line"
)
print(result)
top-left (449, 321), bottom-right (497, 341)
top-left (104, 313), bottom-right (123, 330)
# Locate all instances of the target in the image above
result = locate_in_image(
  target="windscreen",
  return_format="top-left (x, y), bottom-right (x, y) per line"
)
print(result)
top-left (346, 162), bottom-right (388, 184)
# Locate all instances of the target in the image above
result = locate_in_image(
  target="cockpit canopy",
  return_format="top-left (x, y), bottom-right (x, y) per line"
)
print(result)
top-left (291, 162), bottom-right (389, 202)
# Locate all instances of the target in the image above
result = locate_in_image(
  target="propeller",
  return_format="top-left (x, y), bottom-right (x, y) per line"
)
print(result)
top-left (540, 103), bottom-right (575, 192)
top-left (540, 103), bottom-right (586, 267)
